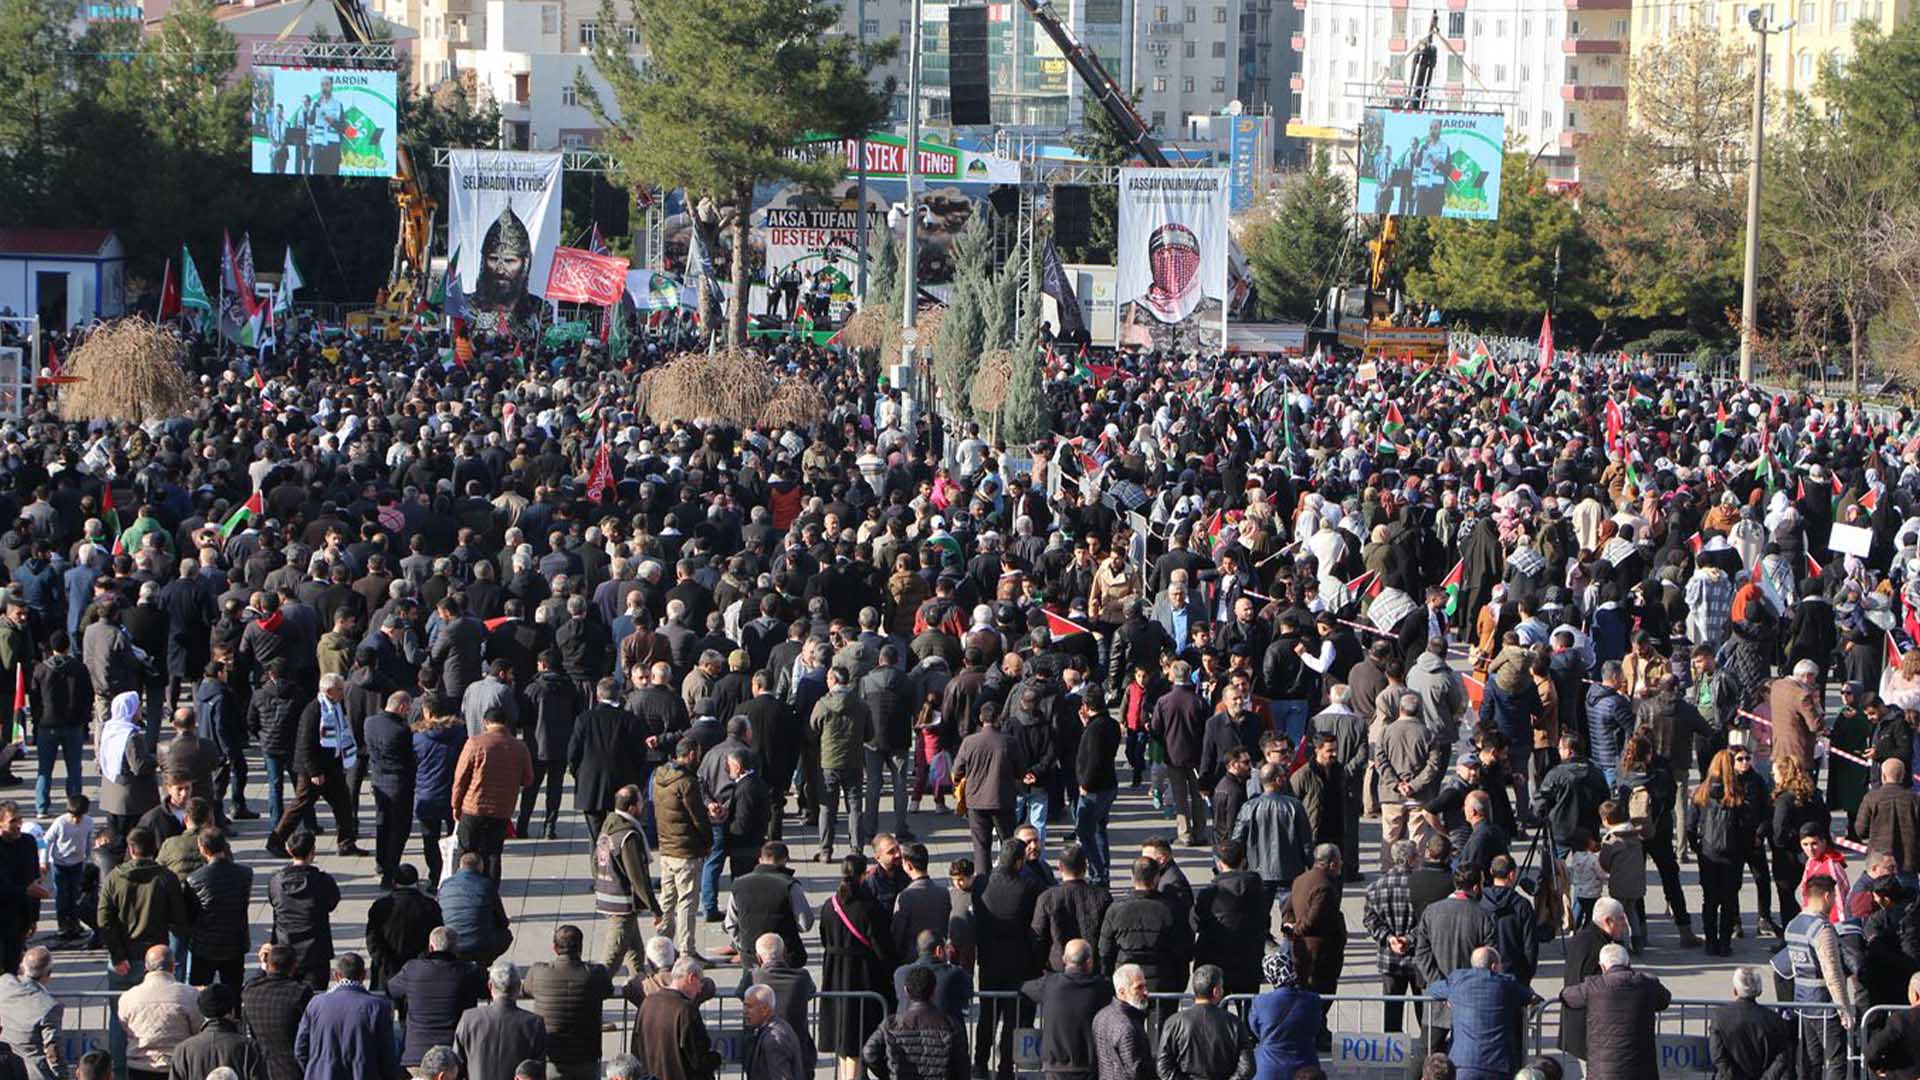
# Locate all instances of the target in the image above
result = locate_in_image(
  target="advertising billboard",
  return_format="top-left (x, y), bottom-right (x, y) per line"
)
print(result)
top-left (250, 66), bottom-right (399, 178)
top-left (1354, 109), bottom-right (1505, 220)
top-left (762, 205), bottom-right (866, 314)
top-left (1116, 167), bottom-right (1229, 351)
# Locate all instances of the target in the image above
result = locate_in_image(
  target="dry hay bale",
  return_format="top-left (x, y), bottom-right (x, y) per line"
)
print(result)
top-left (57, 318), bottom-right (194, 424)
top-left (838, 305), bottom-right (889, 352)
top-left (972, 348), bottom-right (1013, 414)
top-left (760, 379), bottom-right (828, 429)
top-left (643, 348), bottom-right (776, 426)
top-left (914, 305), bottom-right (945, 348)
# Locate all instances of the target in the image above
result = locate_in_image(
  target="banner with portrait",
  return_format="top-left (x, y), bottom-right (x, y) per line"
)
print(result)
top-left (446, 150), bottom-right (564, 340)
top-left (1116, 167), bottom-right (1229, 352)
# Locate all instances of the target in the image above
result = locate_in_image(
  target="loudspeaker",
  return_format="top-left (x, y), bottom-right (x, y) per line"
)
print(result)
top-left (987, 185), bottom-right (1020, 219)
top-left (591, 176), bottom-right (630, 237)
top-left (948, 5), bottom-right (991, 126)
top-left (1054, 185), bottom-right (1091, 247)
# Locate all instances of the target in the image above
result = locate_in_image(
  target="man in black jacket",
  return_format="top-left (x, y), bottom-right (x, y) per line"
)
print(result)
top-left (168, 982), bottom-right (268, 1080)
top-left (1097, 856), bottom-right (1192, 1003)
top-left (266, 675), bottom-right (362, 860)
top-left (1192, 840), bottom-right (1270, 996)
top-left (365, 865), bottom-right (441, 993)
top-left (185, 829), bottom-right (254, 990)
top-left (1031, 845), bottom-right (1111, 972)
top-left (1072, 688), bottom-right (1120, 887)
top-left (518, 652), bottom-right (579, 841)
top-left (860, 965), bottom-right (969, 1080)
top-left (361, 691), bottom-right (415, 887)
top-left (1558, 896), bottom-right (1630, 1061)
top-left (721, 750), bottom-right (771, 878)
top-left (724, 842), bottom-right (814, 969)
top-left (387, 926), bottom-right (489, 1069)
top-left (568, 679), bottom-right (647, 841)
top-left (1710, 965), bottom-right (1795, 1080)
top-left (1018, 938), bottom-right (1112, 1080)
top-left (240, 943), bottom-right (313, 1080)
top-left (860, 644), bottom-right (917, 842)
top-left (1155, 964), bottom-right (1254, 1080)
top-left (523, 924), bottom-right (614, 1080)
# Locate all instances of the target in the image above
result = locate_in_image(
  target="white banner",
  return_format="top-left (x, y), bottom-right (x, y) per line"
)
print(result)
top-left (762, 206), bottom-right (864, 314)
top-left (446, 149), bottom-right (564, 338)
top-left (1116, 167), bottom-right (1229, 352)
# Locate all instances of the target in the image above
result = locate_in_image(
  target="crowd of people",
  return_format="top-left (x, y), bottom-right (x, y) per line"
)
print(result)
top-left (0, 313), bottom-right (1917, 1080)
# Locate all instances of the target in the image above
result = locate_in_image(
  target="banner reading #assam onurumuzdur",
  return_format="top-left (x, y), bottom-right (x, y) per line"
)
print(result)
top-left (446, 150), bottom-right (564, 340)
top-left (1116, 167), bottom-right (1229, 353)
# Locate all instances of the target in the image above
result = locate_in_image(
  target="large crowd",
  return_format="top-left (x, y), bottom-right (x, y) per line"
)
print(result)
top-left (0, 313), bottom-right (1913, 1080)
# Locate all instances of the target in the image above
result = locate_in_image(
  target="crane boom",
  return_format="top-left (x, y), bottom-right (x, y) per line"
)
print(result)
top-left (329, 0), bottom-right (437, 338)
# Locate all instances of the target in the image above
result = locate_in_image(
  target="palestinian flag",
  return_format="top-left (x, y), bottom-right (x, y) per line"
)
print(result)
top-left (1604, 399), bottom-right (1624, 453)
top-left (1452, 347), bottom-right (1485, 383)
top-left (1043, 610), bottom-right (1092, 640)
top-left (1807, 554), bottom-right (1823, 579)
top-left (1755, 452), bottom-right (1774, 490)
top-left (1889, 630), bottom-right (1903, 674)
top-left (1686, 532), bottom-right (1703, 555)
top-left (10, 663), bottom-right (24, 722)
top-left (1440, 559), bottom-right (1465, 617)
top-left (1715, 402), bottom-right (1729, 437)
top-left (1382, 402), bottom-right (1405, 437)
top-left (1628, 386), bottom-right (1654, 409)
top-left (101, 482), bottom-right (121, 554)
top-left (1206, 509), bottom-right (1224, 541)
top-left (221, 490), bottom-right (263, 538)
top-left (1862, 487), bottom-right (1880, 513)
top-left (1344, 569), bottom-right (1383, 599)
top-left (254, 369), bottom-right (276, 413)
top-left (1624, 459), bottom-right (1641, 492)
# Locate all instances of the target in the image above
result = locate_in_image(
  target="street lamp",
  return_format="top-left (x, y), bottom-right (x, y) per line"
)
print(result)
top-left (1739, 10), bottom-right (1794, 383)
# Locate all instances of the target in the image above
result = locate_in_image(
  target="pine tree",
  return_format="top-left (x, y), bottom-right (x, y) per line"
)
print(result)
top-left (867, 224), bottom-right (900, 323)
top-left (933, 212), bottom-right (991, 421)
top-left (1000, 254), bottom-right (1048, 444)
top-left (582, 0), bottom-right (894, 347)
top-left (1244, 152), bottom-right (1354, 320)
top-left (982, 239), bottom-right (1024, 351)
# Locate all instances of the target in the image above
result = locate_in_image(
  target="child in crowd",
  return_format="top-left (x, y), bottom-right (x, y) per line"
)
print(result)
top-left (1599, 799), bottom-right (1648, 952)
top-left (41, 794), bottom-right (91, 942)
top-left (1567, 827), bottom-right (1607, 928)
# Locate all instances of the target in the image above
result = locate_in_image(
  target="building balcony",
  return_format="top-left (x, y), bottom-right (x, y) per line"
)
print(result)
top-left (1388, 34), bottom-right (1406, 50)
top-left (1561, 37), bottom-right (1623, 52)
top-left (1563, 0), bottom-right (1632, 9)
top-left (1149, 20), bottom-right (1183, 33)
top-left (1290, 73), bottom-right (1305, 89)
top-left (1561, 84), bottom-right (1625, 99)
top-left (1559, 129), bottom-right (1588, 148)
top-left (1291, 33), bottom-right (1304, 49)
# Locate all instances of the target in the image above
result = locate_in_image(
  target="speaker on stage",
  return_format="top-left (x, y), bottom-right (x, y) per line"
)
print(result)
top-left (1054, 185), bottom-right (1090, 247)
top-left (948, 5), bottom-right (991, 126)
top-left (987, 185), bottom-right (1019, 220)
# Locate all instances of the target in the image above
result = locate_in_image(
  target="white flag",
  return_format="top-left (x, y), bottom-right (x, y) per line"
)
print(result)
top-left (276, 249), bottom-right (304, 315)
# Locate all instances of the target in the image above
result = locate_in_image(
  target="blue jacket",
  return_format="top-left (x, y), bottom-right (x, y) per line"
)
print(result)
top-left (13, 557), bottom-right (60, 620)
top-left (1585, 684), bottom-right (1634, 774)
top-left (363, 709), bottom-right (416, 798)
top-left (1247, 986), bottom-right (1321, 1080)
top-left (294, 982), bottom-right (399, 1080)
top-left (437, 869), bottom-right (507, 958)
top-left (1428, 967), bottom-right (1539, 1079)
top-left (412, 722), bottom-right (466, 821)
top-left (62, 564), bottom-right (97, 636)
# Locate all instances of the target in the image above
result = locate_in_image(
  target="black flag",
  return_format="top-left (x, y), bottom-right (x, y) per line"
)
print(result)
top-left (1039, 239), bottom-right (1085, 340)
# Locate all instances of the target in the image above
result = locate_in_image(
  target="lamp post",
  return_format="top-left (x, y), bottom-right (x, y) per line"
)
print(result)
top-left (901, 0), bottom-right (924, 376)
top-left (1739, 11), bottom-right (1793, 384)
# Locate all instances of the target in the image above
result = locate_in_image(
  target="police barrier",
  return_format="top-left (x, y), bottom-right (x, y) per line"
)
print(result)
top-left (618, 986), bottom-right (891, 1076)
top-left (1528, 995), bottom-right (1857, 1079)
top-left (1856, 1002), bottom-right (1906, 1079)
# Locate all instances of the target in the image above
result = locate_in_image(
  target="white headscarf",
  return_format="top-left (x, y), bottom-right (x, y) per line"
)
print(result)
top-left (98, 690), bottom-right (142, 785)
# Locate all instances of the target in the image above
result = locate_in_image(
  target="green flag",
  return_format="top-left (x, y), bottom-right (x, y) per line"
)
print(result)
top-left (179, 246), bottom-right (213, 340)
top-left (607, 302), bottom-right (629, 359)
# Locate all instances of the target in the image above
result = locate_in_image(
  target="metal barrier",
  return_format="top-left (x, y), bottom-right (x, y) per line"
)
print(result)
top-left (616, 985), bottom-right (891, 1078)
top-left (1856, 1002), bottom-right (1907, 1079)
top-left (1529, 994), bottom-right (1857, 1078)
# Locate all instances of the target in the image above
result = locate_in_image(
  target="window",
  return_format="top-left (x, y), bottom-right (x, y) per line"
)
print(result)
top-left (1212, 76), bottom-right (1226, 91)
top-left (1214, 6), bottom-right (1227, 21)
top-left (1540, 109), bottom-right (1551, 129)
top-left (1310, 16), bottom-right (1319, 33)
top-left (1613, 19), bottom-right (1628, 34)
top-left (1518, 64), bottom-right (1528, 83)
top-left (1446, 10), bottom-right (1465, 35)
top-left (1495, 18), bottom-right (1506, 35)
top-left (1347, 17), bottom-right (1357, 36)
top-left (561, 83), bottom-right (578, 106)
top-left (1493, 63), bottom-right (1507, 82)
top-left (1521, 17), bottom-right (1531, 36)
top-left (861, 17), bottom-right (879, 34)
top-left (1544, 17), bottom-right (1556, 35)
top-left (1472, 18), bottom-right (1482, 35)
top-left (540, 3), bottom-right (558, 33)
top-left (1213, 40), bottom-right (1227, 56)
top-left (1568, 109), bottom-right (1578, 127)
top-left (1347, 58), bottom-right (1358, 76)
top-left (1799, 0), bottom-right (1816, 21)
top-left (1390, 53), bottom-right (1407, 77)
top-left (1392, 9), bottom-right (1407, 34)
top-left (1154, 5), bottom-right (1168, 20)
top-left (1153, 76), bottom-right (1168, 90)
top-left (1152, 110), bottom-right (1166, 127)
top-left (1445, 53), bottom-right (1462, 80)
top-left (1595, 54), bottom-right (1611, 67)
top-left (561, 133), bottom-right (584, 149)
top-left (1833, 0), bottom-right (1848, 23)
top-left (1184, 40), bottom-right (1195, 56)
top-left (578, 20), bottom-right (597, 44)
top-left (1182, 76), bottom-right (1194, 91)
top-left (1290, 89), bottom-right (1302, 115)
top-left (625, 23), bottom-right (639, 42)
top-left (1184, 5), bottom-right (1195, 20)
top-left (1797, 49), bottom-right (1813, 79)
top-left (1566, 61), bottom-right (1579, 82)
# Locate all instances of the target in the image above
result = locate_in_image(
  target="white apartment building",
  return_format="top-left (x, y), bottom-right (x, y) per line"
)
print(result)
top-left (1288, 0), bottom-right (1627, 182)
top-left (451, 0), bottom-right (643, 150)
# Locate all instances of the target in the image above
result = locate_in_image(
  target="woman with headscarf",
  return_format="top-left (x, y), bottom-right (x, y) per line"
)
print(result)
top-left (1247, 944), bottom-right (1320, 1080)
top-left (97, 689), bottom-right (159, 842)
top-left (1456, 512), bottom-right (1505, 641)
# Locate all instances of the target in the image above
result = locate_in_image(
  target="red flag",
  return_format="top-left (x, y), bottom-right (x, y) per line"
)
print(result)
top-left (1206, 509), bottom-right (1224, 540)
top-left (1889, 630), bottom-right (1904, 674)
top-left (1086, 363), bottom-right (1119, 386)
top-left (1686, 532), bottom-right (1703, 555)
top-left (1807, 554), bottom-right (1822, 579)
top-left (44, 339), bottom-right (59, 379)
top-left (1043, 610), bottom-right (1092, 639)
top-left (587, 441), bottom-right (613, 503)
top-left (1536, 311), bottom-right (1555, 370)
top-left (157, 259), bottom-right (180, 322)
top-left (1343, 569), bottom-right (1382, 599)
top-left (1795, 478), bottom-right (1806, 501)
top-left (1604, 399), bottom-right (1623, 453)
top-left (484, 616), bottom-right (513, 632)
top-left (11, 664), bottom-right (24, 717)
top-left (1862, 487), bottom-right (1880, 512)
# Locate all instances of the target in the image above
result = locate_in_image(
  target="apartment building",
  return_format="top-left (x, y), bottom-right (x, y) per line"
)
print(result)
top-left (1629, 0), bottom-right (1910, 99)
top-left (1289, 0), bottom-right (1628, 182)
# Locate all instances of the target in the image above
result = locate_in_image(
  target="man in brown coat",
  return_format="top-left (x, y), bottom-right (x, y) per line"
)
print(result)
top-left (1768, 662), bottom-right (1824, 774)
top-left (634, 956), bottom-right (721, 1080)
top-left (1859, 757), bottom-right (1920, 873)
top-left (1285, 843), bottom-right (1347, 997)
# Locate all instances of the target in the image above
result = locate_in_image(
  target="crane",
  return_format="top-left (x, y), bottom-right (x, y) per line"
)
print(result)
top-left (1011, 0), bottom-right (1250, 312)
top-left (324, 0), bottom-right (436, 339)
top-left (1336, 16), bottom-right (1449, 361)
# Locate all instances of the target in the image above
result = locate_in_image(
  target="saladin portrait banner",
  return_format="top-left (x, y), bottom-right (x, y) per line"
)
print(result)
top-left (446, 150), bottom-right (564, 339)
top-left (1116, 167), bottom-right (1229, 352)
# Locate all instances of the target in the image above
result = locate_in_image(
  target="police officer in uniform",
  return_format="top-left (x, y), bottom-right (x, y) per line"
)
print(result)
top-left (1782, 874), bottom-right (1857, 1080)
